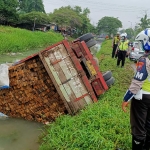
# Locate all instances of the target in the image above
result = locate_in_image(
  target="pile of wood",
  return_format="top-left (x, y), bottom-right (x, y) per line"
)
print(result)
top-left (0, 56), bottom-right (67, 124)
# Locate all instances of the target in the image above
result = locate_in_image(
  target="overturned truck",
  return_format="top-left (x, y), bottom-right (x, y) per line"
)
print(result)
top-left (0, 33), bottom-right (110, 124)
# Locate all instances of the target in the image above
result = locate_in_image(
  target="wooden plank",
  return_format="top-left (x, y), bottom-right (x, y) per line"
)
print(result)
top-left (53, 45), bottom-right (87, 108)
top-left (39, 52), bottom-right (72, 114)
top-left (48, 44), bottom-right (82, 112)
top-left (55, 46), bottom-right (91, 107)
top-left (48, 50), bottom-right (79, 112)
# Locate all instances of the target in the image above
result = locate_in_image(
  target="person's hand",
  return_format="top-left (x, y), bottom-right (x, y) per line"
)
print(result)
top-left (122, 101), bottom-right (129, 112)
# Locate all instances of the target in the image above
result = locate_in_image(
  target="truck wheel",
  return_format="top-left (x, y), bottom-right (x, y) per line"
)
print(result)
top-left (106, 77), bottom-right (115, 87)
top-left (86, 39), bottom-right (97, 48)
top-left (78, 33), bottom-right (94, 42)
top-left (102, 71), bottom-right (112, 81)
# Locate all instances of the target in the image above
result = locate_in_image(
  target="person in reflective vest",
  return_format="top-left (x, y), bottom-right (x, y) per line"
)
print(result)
top-left (112, 32), bottom-right (120, 58)
top-left (116, 33), bottom-right (129, 67)
top-left (122, 28), bottom-right (150, 150)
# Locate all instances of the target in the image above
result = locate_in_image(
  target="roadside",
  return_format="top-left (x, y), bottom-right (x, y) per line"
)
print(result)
top-left (0, 29), bottom-right (135, 149)
top-left (39, 39), bottom-right (134, 150)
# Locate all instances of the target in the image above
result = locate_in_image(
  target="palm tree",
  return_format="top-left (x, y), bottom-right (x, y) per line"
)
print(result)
top-left (138, 14), bottom-right (150, 30)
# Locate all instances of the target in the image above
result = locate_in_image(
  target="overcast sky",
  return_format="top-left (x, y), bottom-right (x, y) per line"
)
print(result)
top-left (43, 0), bottom-right (150, 29)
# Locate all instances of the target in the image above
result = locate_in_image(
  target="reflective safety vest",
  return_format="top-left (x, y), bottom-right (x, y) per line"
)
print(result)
top-left (119, 41), bottom-right (129, 50)
top-left (142, 55), bottom-right (150, 92)
top-left (114, 36), bottom-right (120, 44)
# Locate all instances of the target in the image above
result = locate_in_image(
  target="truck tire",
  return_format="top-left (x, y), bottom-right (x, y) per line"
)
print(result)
top-left (106, 77), bottom-right (115, 87)
top-left (86, 39), bottom-right (97, 48)
top-left (78, 33), bottom-right (94, 42)
top-left (102, 71), bottom-right (112, 81)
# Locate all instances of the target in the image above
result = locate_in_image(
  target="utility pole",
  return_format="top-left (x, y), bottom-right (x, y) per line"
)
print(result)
top-left (33, 17), bottom-right (37, 31)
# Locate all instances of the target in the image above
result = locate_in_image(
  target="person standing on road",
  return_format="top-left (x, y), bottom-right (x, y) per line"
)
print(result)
top-left (122, 28), bottom-right (150, 150)
top-left (116, 33), bottom-right (129, 68)
top-left (112, 32), bottom-right (120, 58)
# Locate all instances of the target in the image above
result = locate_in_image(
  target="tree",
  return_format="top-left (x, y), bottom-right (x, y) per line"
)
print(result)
top-left (119, 29), bottom-right (125, 34)
top-left (134, 24), bottom-right (142, 38)
top-left (79, 8), bottom-right (91, 34)
top-left (125, 28), bottom-right (134, 39)
top-left (0, 0), bottom-right (19, 24)
top-left (72, 7), bottom-right (91, 35)
top-left (18, 11), bottom-right (50, 30)
top-left (97, 16), bottom-right (122, 36)
top-left (48, 6), bottom-right (95, 37)
top-left (138, 14), bottom-right (150, 30)
top-left (48, 6), bottom-right (83, 35)
top-left (19, 0), bottom-right (45, 13)
top-left (73, 6), bottom-right (82, 14)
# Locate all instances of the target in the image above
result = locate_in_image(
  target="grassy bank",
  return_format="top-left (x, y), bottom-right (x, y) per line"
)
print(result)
top-left (39, 40), bottom-right (134, 150)
top-left (0, 26), bottom-right (64, 54)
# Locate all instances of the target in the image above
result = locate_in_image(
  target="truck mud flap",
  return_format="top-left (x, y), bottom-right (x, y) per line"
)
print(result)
top-left (91, 78), bottom-right (105, 96)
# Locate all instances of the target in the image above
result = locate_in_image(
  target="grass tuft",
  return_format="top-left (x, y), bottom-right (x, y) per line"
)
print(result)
top-left (0, 26), bottom-right (64, 54)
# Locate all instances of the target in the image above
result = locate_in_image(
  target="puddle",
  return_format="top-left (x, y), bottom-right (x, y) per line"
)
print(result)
top-left (0, 117), bottom-right (44, 150)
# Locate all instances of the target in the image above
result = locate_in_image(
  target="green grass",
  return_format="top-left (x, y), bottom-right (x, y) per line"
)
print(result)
top-left (39, 39), bottom-right (135, 150)
top-left (0, 26), bottom-right (64, 54)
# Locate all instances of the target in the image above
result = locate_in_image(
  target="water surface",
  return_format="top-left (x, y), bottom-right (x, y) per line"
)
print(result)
top-left (0, 117), bottom-right (44, 150)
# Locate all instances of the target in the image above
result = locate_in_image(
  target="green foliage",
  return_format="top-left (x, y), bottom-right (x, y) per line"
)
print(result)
top-left (97, 17), bottom-right (122, 36)
top-left (125, 28), bottom-right (134, 39)
top-left (134, 25), bottom-right (143, 38)
top-left (138, 14), bottom-right (150, 30)
top-left (0, 26), bottom-right (63, 53)
top-left (39, 39), bottom-right (134, 150)
top-left (48, 6), bottom-right (83, 29)
top-left (131, 13), bottom-right (150, 37)
top-left (18, 0), bottom-right (45, 13)
top-left (19, 11), bottom-right (50, 24)
top-left (0, 0), bottom-right (19, 24)
top-left (72, 7), bottom-right (95, 35)
top-left (48, 6), bottom-right (96, 37)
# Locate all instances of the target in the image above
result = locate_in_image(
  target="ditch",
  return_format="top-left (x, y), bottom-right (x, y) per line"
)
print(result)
top-left (0, 42), bottom-right (102, 150)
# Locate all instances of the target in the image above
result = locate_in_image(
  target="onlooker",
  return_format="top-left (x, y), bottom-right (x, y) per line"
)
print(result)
top-left (122, 28), bottom-right (150, 150)
top-left (112, 32), bottom-right (120, 58)
top-left (116, 33), bottom-right (129, 67)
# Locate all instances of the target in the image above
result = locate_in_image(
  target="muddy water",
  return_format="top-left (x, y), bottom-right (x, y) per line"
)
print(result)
top-left (0, 48), bottom-right (46, 150)
top-left (0, 48), bottom-right (42, 64)
top-left (0, 117), bottom-right (44, 150)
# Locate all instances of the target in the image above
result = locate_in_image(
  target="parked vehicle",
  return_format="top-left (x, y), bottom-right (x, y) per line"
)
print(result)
top-left (128, 41), bottom-right (145, 62)
top-left (129, 50), bottom-right (145, 62)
